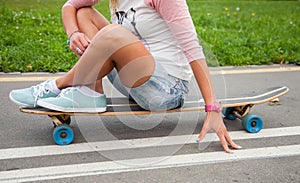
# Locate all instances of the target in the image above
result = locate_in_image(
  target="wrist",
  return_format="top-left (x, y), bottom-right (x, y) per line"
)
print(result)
top-left (66, 30), bottom-right (80, 45)
top-left (205, 101), bottom-right (221, 113)
top-left (68, 30), bottom-right (80, 39)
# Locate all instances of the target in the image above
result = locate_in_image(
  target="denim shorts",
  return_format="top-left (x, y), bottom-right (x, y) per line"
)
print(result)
top-left (107, 63), bottom-right (189, 111)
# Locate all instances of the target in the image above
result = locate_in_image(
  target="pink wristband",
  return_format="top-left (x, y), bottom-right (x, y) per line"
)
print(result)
top-left (205, 101), bottom-right (221, 113)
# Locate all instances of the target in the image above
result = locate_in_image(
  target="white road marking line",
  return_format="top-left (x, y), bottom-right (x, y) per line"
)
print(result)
top-left (1, 66), bottom-right (299, 82)
top-left (0, 144), bottom-right (299, 182)
top-left (0, 126), bottom-right (299, 160)
top-left (209, 66), bottom-right (300, 75)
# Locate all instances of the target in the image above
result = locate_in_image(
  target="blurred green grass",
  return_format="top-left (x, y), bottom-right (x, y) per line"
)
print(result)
top-left (0, 0), bottom-right (299, 72)
top-left (188, 0), bottom-right (300, 66)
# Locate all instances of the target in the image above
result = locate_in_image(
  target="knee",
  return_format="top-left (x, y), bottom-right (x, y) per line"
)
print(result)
top-left (76, 7), bottom-right (94, 20)
top-left (94, 24), bottom-right (137, 45)
top-left (95, 24), bottom-right (122, 39)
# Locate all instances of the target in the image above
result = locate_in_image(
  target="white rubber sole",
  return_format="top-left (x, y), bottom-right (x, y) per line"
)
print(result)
top-left (37, 100), bottom-right (106, 113)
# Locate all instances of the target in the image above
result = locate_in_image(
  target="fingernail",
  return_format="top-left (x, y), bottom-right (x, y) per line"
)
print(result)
top-left (237, 145), bottom-right (242, 149)
top-left (226, 149), bottom-right (233, 154)
top-left (196, 138), bottom-right (200, 143)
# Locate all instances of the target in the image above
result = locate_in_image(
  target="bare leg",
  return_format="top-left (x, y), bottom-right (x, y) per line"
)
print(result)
top-left (56, 24), bottom-right (155, 93)
top-left (74, 7), bottom-right (110, 93)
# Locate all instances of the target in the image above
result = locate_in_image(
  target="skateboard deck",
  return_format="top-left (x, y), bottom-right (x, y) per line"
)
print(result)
top-left (20, 86), bottom-right (289, 145)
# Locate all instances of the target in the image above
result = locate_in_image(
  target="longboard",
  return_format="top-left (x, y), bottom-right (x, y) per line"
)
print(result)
top-left (20, 86), bottom-right (289, 145)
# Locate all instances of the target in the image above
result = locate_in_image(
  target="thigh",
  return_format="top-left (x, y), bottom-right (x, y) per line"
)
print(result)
top-left (63, 24), bottom-right (155, 88)
top-left (123, 63), bottom-right (190, 111)
top-left (94, 24), bottom-right (155, 88)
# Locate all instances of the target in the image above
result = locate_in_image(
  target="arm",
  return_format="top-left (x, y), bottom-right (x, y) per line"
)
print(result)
top-left (147, 0), bottom-right (240, 153)
top-left (145, 0), bottom-right (204, 62)
top-left (62, 4), bottom-right (79, 38)
top-left (190, 59), bottom-right (240, 153)
top-left (62, 0), bottom-right (99, 35)
top-left (62, 0), bottom-right (99, 56)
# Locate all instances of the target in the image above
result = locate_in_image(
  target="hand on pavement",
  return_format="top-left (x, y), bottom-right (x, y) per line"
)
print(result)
top-left (197, 111), bottom-right (242, 153)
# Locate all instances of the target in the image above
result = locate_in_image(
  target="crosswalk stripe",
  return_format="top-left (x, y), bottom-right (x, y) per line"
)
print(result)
top-left (0, 126), bottom-right (299, 160)
top-left (1, 144), bottom-right (299, 182)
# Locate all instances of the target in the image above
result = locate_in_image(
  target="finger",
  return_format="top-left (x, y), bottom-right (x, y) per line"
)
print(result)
top-left (85, 35), bottom-right (92, 44)
top-left (72, 39), bottom-right (85, 52)
top-left (79, 36), bottom-right (89, 49)
top-left (70, 45), bottom-right (77, 54)
top-left (197, 125), bottom-right (208, 142)
top-left (69, 41), bottom-right (78, 52)
top-left (69, 42), bottom-right (81, 55)
top-left (76, 47), bottom-right (83, 55)
top-left (69, 36), bottom-right (83, 49)
top-left (224, 131), bottom-right (242, 149)
top-left (218, 132), bottom-right (233, 154)
top-left (69, 40), bottom-right (84, 55)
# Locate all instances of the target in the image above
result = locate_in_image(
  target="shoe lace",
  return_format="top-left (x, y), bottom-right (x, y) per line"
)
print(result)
top-left (32, 81), bottom-right (51, 107)
top-left (58, 87), bottom-right (77, 97)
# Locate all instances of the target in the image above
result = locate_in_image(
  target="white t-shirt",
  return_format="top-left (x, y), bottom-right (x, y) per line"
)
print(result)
top-left (64, 0), bottom-right (205, 81)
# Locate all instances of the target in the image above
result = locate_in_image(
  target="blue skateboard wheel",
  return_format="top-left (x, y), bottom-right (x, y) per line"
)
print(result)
top-left (53, 124), bottom-right (74, 145)
top-left (222, 107), bottom-right (237, 120)
top-left (242, 114), bottom-right (263, 133)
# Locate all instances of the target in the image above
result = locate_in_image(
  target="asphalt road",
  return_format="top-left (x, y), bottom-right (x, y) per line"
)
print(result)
top-left (0, 65), bottom-right (299, 183)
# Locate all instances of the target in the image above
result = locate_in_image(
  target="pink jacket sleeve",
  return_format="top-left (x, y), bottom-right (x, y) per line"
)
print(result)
top-left (63, 0), bottom-right (99, 9)
top-left (145, 0), bottom-right (205, 62)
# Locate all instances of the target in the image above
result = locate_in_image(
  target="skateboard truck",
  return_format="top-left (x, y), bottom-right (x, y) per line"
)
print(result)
top-left (222, 104), bottom-right (263, 133)
top-left (49, 114), bottom-right (71, 127)
top-left (231, 104), bottom-right (253, 119)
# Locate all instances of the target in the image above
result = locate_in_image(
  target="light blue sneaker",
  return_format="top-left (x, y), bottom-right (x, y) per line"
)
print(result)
top-left (37, 86), bottom-right (107, 113)
top-left (9, 80), bottom-right (59, 107)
